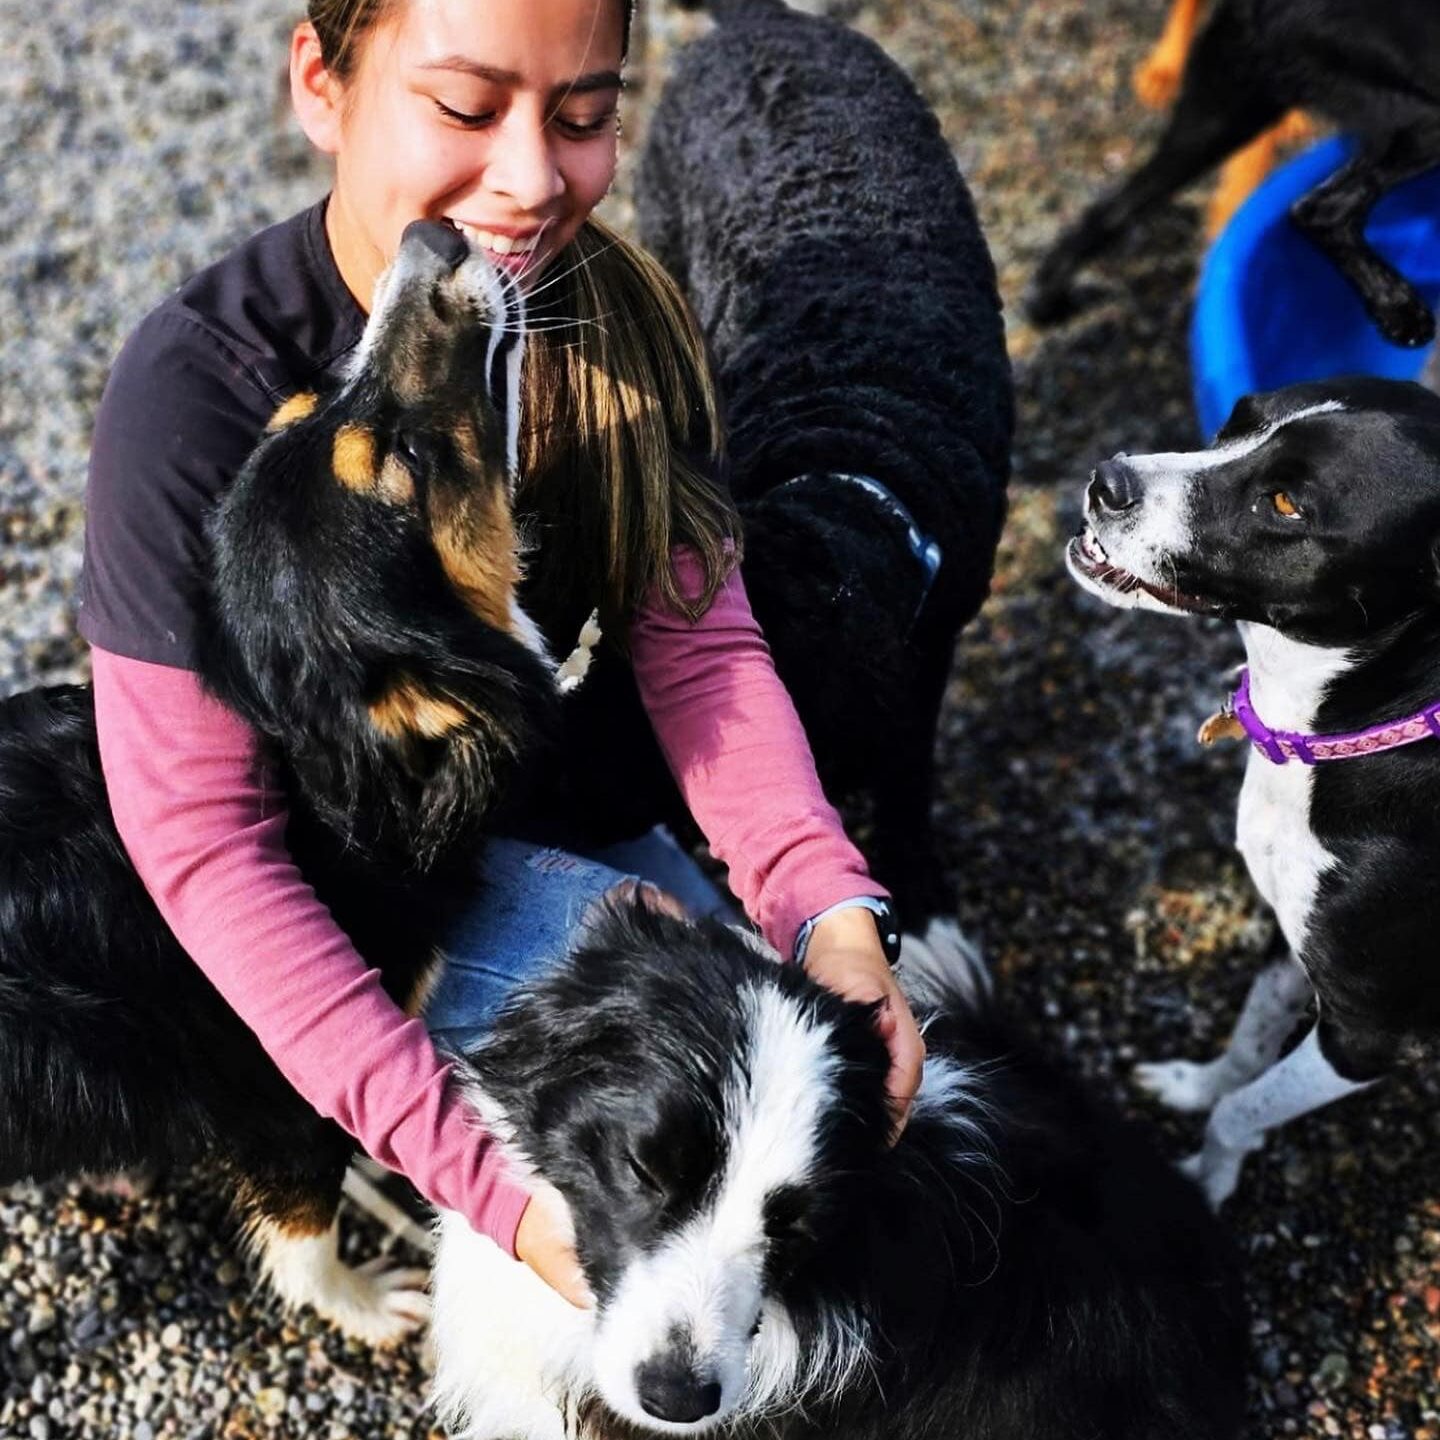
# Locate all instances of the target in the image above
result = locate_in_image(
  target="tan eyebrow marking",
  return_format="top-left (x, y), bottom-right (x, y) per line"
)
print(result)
top-left (332, 423), bottom-right (378, 491)
top-left (266, 391), bottom-right (319, 431)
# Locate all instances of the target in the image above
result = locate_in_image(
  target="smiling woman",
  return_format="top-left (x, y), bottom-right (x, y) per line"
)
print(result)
top-left (62, 0), bottom-right (923, 1342)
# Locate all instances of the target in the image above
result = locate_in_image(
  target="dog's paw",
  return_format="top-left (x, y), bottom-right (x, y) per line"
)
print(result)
top-left (1023, 277), bottom-right (1079, 327)
top-left (1370, 290), bottom-right (1437, 349)
top-left (318, 1258), bottom-right (431, 1347)
top-left (1132, 1058), bottom-right (1226, 1113)
top-left (1177, 1143), bottom-right (1246, 1211)
top-left (1132, 54), bottom-right (1182, 110)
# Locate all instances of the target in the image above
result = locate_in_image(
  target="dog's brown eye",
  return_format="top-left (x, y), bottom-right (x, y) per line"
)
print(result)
top-left (395, 432), bottom-right (426, 470)
top-left (1271, 491), bottom-right (1300, 518)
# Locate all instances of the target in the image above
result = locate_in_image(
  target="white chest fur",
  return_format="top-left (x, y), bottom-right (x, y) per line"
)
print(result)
top-left (1232, 625), bottom-right (1352, 954)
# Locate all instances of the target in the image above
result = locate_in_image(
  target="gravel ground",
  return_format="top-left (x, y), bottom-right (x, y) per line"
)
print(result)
top-left (4, 1), bottom-right (1440, 1437)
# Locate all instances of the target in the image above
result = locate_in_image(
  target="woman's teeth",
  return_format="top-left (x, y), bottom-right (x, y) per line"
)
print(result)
top-left (450, 221), bottom-right (540, 257)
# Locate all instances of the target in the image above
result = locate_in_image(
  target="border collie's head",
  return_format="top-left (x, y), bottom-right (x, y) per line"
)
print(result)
top-left (461, 902), bottom-right (893, 1434)
top-left (1066, 378), bottom-right (1440, 645)
top-left (202, 222), bottom-right (555, 864)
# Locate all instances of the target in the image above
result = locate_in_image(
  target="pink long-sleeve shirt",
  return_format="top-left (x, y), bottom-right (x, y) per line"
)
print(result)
top-left (92, 554), bottom-right (883, 1255)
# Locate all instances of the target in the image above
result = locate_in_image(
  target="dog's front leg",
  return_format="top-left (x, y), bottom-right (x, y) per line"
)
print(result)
top-left (1291, 122), bottom-right (1440, 348)
top-left (1180, 1024), bottom-right (1377, 1208)
top-left (1134, 955), bottom-right (1311, 1114)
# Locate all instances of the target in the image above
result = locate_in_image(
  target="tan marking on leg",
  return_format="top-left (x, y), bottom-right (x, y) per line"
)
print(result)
top-left (1273, 110), bottom-right (1316, 146)
top-left (1207, 125), bottom-right (1282, 236)
top-left (266, 390), bottom-right (319, 431)
top-left (233, 1175), bottom-right (336, 1239)
top-left (1133, 0), bottom-right (1205, 109)
top-left (333, 423), bottom-right (378, 492)
top-left (369, 675), bottom-right (472, 742)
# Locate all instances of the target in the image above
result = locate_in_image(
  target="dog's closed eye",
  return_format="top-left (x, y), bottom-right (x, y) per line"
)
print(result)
top-left (627, 1151), bottom-right (665, 1195)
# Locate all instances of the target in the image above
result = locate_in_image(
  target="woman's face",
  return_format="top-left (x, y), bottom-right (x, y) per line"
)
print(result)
top-left (314, 0), bottom-right (624, 307)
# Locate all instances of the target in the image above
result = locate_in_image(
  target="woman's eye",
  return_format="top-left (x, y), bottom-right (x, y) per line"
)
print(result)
top-left (1271, 491), bottom-right (1301, 519)
top-left (555, 110), bottom-right (616, 139)
top-left (434, 99), bottom-right (496, 128)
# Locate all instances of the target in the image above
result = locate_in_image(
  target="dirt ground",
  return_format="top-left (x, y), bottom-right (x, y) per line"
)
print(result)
top-left (2, 2), bottom-right (1439, 1437)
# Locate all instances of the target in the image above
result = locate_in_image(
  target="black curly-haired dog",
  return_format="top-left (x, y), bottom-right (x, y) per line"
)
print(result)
top-left (0, 221), bottom-right (557, 1345)
top-left (1028, 0), bottom-right (1440, 347)
top-left (630, 0), bottom-right (1013, 921)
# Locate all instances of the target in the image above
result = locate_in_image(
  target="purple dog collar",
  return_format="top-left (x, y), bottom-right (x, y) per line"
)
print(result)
top-left (1230, 667), bottom-right (1440, 765)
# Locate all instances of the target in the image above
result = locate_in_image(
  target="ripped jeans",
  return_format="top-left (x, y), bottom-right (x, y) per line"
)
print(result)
top-left (423, 827), bottom-right (733, 1056)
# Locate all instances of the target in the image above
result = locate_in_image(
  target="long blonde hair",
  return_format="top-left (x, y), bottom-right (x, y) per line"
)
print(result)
top-left (518, 218), bottom-right (740, 630)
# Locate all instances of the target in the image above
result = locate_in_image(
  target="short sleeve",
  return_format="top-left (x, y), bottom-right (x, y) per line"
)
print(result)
top-left (77, 307), bottom-right (276, 669)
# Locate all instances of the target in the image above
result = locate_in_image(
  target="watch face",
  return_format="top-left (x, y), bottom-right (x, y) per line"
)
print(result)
top-left (873, 901), bottom-right (902, 967)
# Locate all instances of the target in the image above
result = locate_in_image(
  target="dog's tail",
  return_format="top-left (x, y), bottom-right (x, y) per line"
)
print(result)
top-left (894, 919), bottom-right (992, 1014)
top-left (672, 0), bottom-right (789, 19)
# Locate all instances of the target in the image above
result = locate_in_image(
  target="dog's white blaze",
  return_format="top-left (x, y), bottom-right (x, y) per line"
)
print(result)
top-left (591, 982), bottom-right (840, 1431)
top-left (1234, 623), bottom-right (1351, 952)
top-left (1128, 401), bottom-right (1346, 482)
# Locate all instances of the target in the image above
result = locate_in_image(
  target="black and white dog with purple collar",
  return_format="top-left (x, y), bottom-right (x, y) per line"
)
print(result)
top-left (1068, 376), bottom-right (1440, 1206)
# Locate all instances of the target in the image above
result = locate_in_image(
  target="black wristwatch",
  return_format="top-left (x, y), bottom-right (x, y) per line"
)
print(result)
top-left (868, 898), bottom-right (903, 968)
top-left (794, 896), bottom-right (903, 968)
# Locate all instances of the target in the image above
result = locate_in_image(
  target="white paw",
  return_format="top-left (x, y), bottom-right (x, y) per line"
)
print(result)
top-left (1177, 1145), bottom-right (1245, 1212)
top-left (318, 1258), bottom-right (431, 1346)
top-left (1133, 1058), bottom-right (1227, 1113)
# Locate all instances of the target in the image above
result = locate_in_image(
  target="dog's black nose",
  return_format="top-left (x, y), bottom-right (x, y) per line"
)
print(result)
top-left (400, 219), bottom-right (470, 270)
top-left (635, 1358), bottom-right (722, 1425)
top-left (1089, 458), bottom-right (1140, 514)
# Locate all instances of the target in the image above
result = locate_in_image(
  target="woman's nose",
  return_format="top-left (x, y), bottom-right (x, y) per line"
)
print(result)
top-left (486, 117), bottom-right (566, 211)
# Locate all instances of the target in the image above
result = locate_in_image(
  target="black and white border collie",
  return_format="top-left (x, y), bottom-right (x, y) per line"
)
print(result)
top-left (1068, 377), bottom-right (1440, 1205)
top-left (0, 221), bottom-right (563, 1345)
top-left (430, 904), bottom-right (1246, 1440)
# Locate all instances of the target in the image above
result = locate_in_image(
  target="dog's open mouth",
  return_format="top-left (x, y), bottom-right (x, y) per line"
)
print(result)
top-left (1066, 527), bottom-right (1217, 614)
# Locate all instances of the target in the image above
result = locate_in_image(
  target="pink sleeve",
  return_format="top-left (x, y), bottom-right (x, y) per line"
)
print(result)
top-left (630, 551), bottom-right (886, 958)
top-left (89, 646), bottom-right (530, 1255)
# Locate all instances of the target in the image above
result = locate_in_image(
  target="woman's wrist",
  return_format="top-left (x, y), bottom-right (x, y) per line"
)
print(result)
top-left (793, 896), bottom-right (897, 966)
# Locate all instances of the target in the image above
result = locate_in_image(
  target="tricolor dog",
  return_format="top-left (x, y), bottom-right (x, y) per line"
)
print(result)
top-left (1068, 377), bottom-right (1440, 1205)
top-left (0, 221), bottom-right (569, 1344)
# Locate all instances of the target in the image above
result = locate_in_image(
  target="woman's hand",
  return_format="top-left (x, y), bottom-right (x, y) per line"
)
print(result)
top-left (801, 907), bottom-right (926, 1141)
top-left (514, 1183), bottom-right (593, 1309)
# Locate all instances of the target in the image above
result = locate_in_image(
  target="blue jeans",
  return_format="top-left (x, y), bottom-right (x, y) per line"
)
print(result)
top-left (424, 827), bottom-right (733, 1056)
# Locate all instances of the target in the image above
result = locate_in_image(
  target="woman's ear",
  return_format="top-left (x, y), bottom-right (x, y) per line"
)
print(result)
top-left (290, 21), bottom-right (344, 155)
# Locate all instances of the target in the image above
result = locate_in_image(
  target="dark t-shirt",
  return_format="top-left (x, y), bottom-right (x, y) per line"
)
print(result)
top-left (78, 199), bottom-right (364, 668)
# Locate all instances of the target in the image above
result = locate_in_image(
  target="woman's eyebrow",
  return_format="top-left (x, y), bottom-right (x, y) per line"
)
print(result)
top-left (416, 58), bottom-right (623, 98)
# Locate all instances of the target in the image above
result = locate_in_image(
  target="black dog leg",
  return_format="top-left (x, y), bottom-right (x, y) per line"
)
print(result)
top-left (1290, 122), bottom-right (1440, 347)
top-left (1027, 6), bottom-right (1283, 324)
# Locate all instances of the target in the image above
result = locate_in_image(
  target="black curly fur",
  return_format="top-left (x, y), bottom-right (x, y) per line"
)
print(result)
top-left (635, 0), bottom-right (1013, 917)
